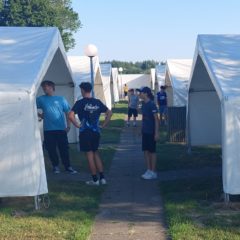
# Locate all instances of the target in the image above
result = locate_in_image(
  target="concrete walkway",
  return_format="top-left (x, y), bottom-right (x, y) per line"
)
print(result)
top-left (90, 123), bottom-right (168, 240)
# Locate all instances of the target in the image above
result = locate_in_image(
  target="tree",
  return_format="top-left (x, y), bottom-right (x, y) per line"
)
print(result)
top-left (0, 0), bottom-right (81, 51)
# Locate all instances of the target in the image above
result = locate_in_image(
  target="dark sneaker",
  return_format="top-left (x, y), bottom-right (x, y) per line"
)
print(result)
top-left (53, 166), bottom-right (60, 174)
top-left (66, 166), bottom-right (77, 174)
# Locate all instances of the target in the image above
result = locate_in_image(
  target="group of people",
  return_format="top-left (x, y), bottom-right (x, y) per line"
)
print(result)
top-left (37, 80), bottom-right (112, 186)
top-left (37, 80), bottom-right (168, 185)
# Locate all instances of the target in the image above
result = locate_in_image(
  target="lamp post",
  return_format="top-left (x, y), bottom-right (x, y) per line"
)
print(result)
top-left (118, 67), bottom-right (123, 99)
top-left (84, 44), bottom-right (98, 98)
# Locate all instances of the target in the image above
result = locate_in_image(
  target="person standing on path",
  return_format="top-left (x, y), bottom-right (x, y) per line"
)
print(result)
top-left (126, 88), bottom-right (139, 127)
top-left (157, 85), bottom-right (168, 125)
top-left (139, 86), bottom-right (159, 180)
top-left (123, 84), bottom-right (128, 99)
top-left (36, 80), bottom-right (77, 174)
top-left (68, 82), bottom-right (112, 186)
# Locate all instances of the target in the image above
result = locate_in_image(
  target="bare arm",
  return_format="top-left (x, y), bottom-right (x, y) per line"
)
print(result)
top-left (68, 111), bottom-right (80, 128)
top-left (101, 109), bottom-right (113, 128)
top-left (154, 113), bottom-right (160, 141)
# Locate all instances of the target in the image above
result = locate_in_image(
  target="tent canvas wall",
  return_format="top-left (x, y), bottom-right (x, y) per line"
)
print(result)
top-left (67, 56), bottom-right (108, 107)
top-left (165, 59), bottom-right (192, 107)
top-left (150, 68), bottom-right (156, 90)
top-left (99, 63), bottom-right (113, 109)
top-left (187, 34), bottom-right (240, 195)
top-left (155, 64), bottom-right (166, 90)
top-left (0, 27), bottom-right (72, 197)
top-left (111, 68), bottom-right (120, 103)
top-left (121, 74), bottom-right (151, 90)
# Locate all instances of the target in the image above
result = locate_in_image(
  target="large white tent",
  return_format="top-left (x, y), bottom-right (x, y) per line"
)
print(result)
top-left (187, 34), bottom-right (240, 195)
top-left (100, 63), bottom-right (113, 109)
top-left (67, 56), bottom-right (110, 108)
top-left (150, 68), bottom-right (156, 90)
top-left (121, 74), bottom-right (151, 89)
top-left (0, 27), bottom-right (73, 197)
top-left (165, 59), bottom-right (192, 107)
top-left (111, 68), bottom-right (120, 103)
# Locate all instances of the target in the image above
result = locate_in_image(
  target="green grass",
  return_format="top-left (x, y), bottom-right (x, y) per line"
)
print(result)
top-left (158, 127), bottom-right (240, 240)
top-left (0, 101), bottom-right (127, 240)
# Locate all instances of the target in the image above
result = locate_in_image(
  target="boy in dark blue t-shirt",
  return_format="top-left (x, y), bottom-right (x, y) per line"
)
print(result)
top-left (156, 85), bottom-right (168, 125)
top-left (139, 87), bottom-right (159, 180)
top-left (69, 82), bottom-right (112, 186)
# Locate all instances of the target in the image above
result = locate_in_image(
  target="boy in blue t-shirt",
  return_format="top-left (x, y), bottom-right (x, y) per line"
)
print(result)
top-left (156, 85), bottom-right (168, 125)
top-left (36, 80), bottom-right (77, 174)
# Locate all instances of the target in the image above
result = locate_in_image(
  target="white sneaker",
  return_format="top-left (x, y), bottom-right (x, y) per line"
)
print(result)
top-left (100, 178), bottom-right (107, 185)
top-left (126, 122), bottom-right (130, 127)
top-left (86, 180), bottom-right (99, 186)
top-left (141, 170), bottom-right (152, 179)
top-left (151, 171), bottom-right (158, 179)
top-left (133, 122), bottom-right (136, 127)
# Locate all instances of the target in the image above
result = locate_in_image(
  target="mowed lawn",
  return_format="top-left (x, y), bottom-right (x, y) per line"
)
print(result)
top-left (0, 101), bottom-right (127, 240)
top-left (157, 126), bottom-right (240, 240)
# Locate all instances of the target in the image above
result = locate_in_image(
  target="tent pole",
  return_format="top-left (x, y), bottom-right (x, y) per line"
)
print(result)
top-left (34, 196), bottom-right (40, 210)
top-left (224, 193), bottom-right (230, 204)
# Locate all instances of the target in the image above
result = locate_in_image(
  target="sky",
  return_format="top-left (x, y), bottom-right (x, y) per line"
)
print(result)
top-left (68, 0), bottom-right (240, 62)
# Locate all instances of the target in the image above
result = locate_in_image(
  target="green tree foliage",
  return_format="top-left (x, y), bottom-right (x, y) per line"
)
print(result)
top-left (102, 60), bottom-right (159, 74)
top-left (0, 0), bottom-right (81, 51)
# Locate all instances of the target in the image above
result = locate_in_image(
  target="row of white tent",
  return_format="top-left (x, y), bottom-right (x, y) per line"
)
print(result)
top-left (1, 27), bottom-right (240, 198)
top-left (152, 35), bottom-right (240, 196)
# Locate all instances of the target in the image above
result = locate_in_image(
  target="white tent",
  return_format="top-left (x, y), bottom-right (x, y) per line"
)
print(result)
top-left (150, 68), bottom-right (156, 90)
top-left (165, 59), bottom-right (192, 107)
top-left (0, 27), bottom-right (73, 197)
top-left (67, 56), bottom-right (109, 108)
top-left (100, 63), bottom-right (113, 109)
top-left (155, 63), bottom-right (166, 90)
top-left (187, 34), bottom-right (240, 195)
top-left (111, 68), bottom-right (120, 103)
top-left (121, 74), bottom-right (151, 89)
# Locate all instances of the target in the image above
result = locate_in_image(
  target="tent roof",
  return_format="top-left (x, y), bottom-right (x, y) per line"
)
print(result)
top-left (194, 34), bottom-right (240, 100)
top-left (166, 59), bottom-right (192, 106)
top-left (0, 27), bottom-right (71, 93)
top-left (100, 63), bottom-right (112, 78)
top-left (155, 64), bottom-right (166, 87)
top-left (67, 55), bottom-right (100, 84)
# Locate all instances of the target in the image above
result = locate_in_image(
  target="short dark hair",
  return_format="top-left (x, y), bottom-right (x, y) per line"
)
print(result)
top-left (79, 82), bottom-right (92, 92)
top-left (41, 80), bottom-right (55, 90)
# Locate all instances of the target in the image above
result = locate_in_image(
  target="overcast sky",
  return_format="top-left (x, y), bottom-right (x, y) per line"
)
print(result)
top-left (68, 0), bottom-right (240, 62)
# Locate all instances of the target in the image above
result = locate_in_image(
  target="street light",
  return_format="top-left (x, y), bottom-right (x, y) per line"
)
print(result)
top-left (84, 44), bottom-right (98, 98)
top-left (118, 67), bottom-right (123, 99)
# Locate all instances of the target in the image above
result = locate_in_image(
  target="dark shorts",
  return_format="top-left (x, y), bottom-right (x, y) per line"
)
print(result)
top-left (128, 108), bottom-right (138, 117)
top-left (79, 130), bottom-right (100, 152)
top-left (124, 91), bottom-right (128, 97)
top-left (159, 105), bottom-right (168, 114)
top-left (142, 133), bottom-right (156, 153)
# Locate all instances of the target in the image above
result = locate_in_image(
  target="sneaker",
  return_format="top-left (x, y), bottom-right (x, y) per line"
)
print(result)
top-left (100, 178), bottom-right (107, 185)
top-left (53, 166), bottom-right (60, 174)
top-left (126, 122), bottom-right (130, 127)
top-left (151, 171), bottom-right (158, 179)
top-left (141, 169), bottom-right (152, 179)
top-left (133, 122), bottom-right (137, 127)
top-left (66, 166), bottom-right (77, 174)
top-left (86, 180), bottom-right (100, 186)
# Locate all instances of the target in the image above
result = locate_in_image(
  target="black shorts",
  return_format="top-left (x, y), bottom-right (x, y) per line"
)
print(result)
top-left (79, 130), bottom-right (100, 152)
top-left (124, 91), bottom-right (128, 97)
top-left (142, 133), bottom-right (156, 153)
top-left (128, 108), bottom-right (138, 117)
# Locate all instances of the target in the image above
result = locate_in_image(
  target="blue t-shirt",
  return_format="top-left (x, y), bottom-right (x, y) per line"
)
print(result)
top-left (141, 100), bottom-right (158, 134)
top-left (36, 95), bottom-right (70, 131)
top-left (71, 97), bottom-right (108, 133)
top-left (157, 91), bottom-right (167, 106)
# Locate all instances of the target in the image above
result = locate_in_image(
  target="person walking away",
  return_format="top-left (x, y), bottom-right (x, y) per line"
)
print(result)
top-left (139, 87), bottom-right (159, 180)
top-left (127, 89), bottom-right (139, 127)
top-left (157, 85), bottom-right (168, 125)
top-left (36, 80), bottom-right (77, 174)
top-left (68, 82), bottom-right (112, 186)
top-left (123, 84), bottom-right (128, 100)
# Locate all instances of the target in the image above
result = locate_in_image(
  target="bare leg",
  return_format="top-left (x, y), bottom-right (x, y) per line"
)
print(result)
top-left (86, 151), bottom-right (97, 175)
top-left (144, 151), bottom-right (151, 170)
top-left (94, 151), bottom-right (104, 172)
top-left (150, 152), bottom-right (157, 172)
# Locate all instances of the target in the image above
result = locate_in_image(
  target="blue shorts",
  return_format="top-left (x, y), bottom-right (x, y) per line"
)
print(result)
top-left (159, 106), bottom-right (168, 114)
